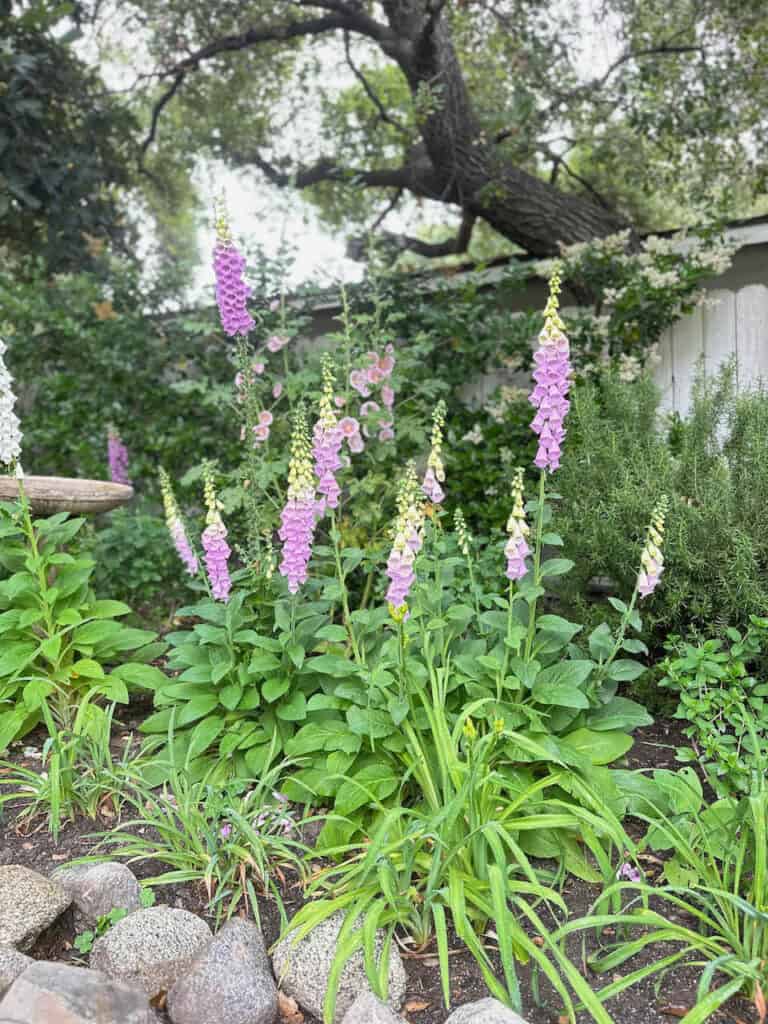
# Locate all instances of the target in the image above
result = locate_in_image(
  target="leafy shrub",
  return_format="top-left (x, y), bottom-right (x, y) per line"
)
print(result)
top-left (556, 366), bottom-right (768, 649)
top-left (0, 497), bottom-right (167, 751)
top-left (660, 617), bottom-right (768, 797)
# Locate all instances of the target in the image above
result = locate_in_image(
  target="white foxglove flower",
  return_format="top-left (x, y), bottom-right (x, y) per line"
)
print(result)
top-left (0, 339), bottom-right (23, 475)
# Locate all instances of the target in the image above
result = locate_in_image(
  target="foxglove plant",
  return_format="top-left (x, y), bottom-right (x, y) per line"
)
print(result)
top-left (159, 467), bottom-right (198, 576)
top-left (107, 427), bottom-right (131, 486)
top-left (530, 268), bottom-right (571, 473)
top-left (422, 400), bottom-right (446, 504)
top-left (637, 496), bottom-right (668, 598)
top-left (385, 463), bottom-right (424, 612)
top-left (213, 200), bottom-right (255, 338)
top-left (504, 468), bottom-right (530, 581)
top-left (201, 468), bottom-right (232, 602)
top-left (312, 357), bottom-right (344, 513)
top-left (0, 338), bottom-right (23, 476)
top-left (279, 409), bottom-right (317, 593)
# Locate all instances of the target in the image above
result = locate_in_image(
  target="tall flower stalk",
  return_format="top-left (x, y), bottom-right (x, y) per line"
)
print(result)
top-left (637, 496), bottom-right (668, 598)
top-left (201, 467), bottom-right (232, 602)
top-left (0, 338), bottom-right (23, 477)
top-left (279, 409), bottom-right (317, 594)
top-left (107, 426), bottom-right (131, 486)
top-left (159, 467), bottom-right (198, 576)
top-left (422, 400), bottom-right (446, 504)
top-left (212, 197), bottom-right (255, 338)
top-left (529, 267), bottom-right (571, 473)
top-left (312, 356), bottom-right (344, 514)
top-left (504, 468), bottom-right (530, 582)
top-left (385, 463), bottom-right (424, 613)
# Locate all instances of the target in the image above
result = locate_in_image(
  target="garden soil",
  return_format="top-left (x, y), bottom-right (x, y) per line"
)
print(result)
top-left (0, 720), bottom-right (753, 1024)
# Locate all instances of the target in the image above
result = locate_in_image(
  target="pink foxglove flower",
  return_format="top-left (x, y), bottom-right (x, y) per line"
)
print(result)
top-left (349, 369), bottom-right (371, 397)
top-left (212, 201), bottom-right (255, 338)
top-left (378, 423), bottom-right (395, 443)
top-left (529, 268), bottom-right (571, 472)
top-left (385, 464), bottom-right (424, 611)
top-left (159, 467), bottom-right (198, 576)
top-left (381, 385), bottom-right (395, 409)
top-left (253, 361), bottom-right (265, 375)
top-left (504, 467), bottom-right (530, 581)
top-left (334, 395), bottom-right (346, 408)
top-left (0, 338), bottom-right (23, 475)
top-left (637, 496), bottom-right (668, 599)
top-left (360, 400), bottom-right (380, 418)
top-left (107, 427), bottom-right (131, 486)
top-left (421, 401), bottom-right (446, 504)
top-left (201, 470), bottom-right (231, 601)
top-left (617, 862), bottom-right (642, 882)
top-left (312, 358), bottom-right (344, 512)
top-left (279, 409), bottom-right (317, 593)
top-left (348, 431), bottom-right (365, 453)
top-left (266, 334), bottom-right (289, 353)
top-left (253, 424), bottom-right (270, 444)
top-left (272, 381), bottom-right (283, 399)
top-left (339, 416), bottom-right (364, 453)
top-left (377, 350), bottom-right (395, 377)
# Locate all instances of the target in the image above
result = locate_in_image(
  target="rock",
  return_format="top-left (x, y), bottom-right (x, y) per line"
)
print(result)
top-left (0, 864), bottom-right (71, 951)
top-left (340, 992), bottom-right (404, 1024)
top-left (272, 912), bottom-right (406, 1024)
top-left (444, 998), bottom-right (530, 1024)
top-left (51, 861), bottom-right (142, 928)
top-left (0, 960), bottom-right (154, 1023)
top-left (90, 906), bottom-right (212, 998)
top-left (0, 947), bottom-right (33, 997)
top-left (167, 918), bottom-right (277, 1024)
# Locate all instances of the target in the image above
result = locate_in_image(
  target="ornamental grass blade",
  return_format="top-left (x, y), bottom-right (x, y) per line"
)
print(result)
top-left (679, 977), bottom-right (746, 1024)
top-left (431, 901), bottom-right (451, 1010)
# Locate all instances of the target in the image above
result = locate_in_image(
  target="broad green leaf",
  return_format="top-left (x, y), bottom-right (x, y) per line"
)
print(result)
top-left (277, 691), bottom-right (307, 721)
top-left (560, 728), bottom-right (634, 765)
top-left (588, 623), bottom-right (614, 661)
top-left (87, 599), bottom-right (131, 619)
top-left (188, 714), bottom-right (225, 757)
top-left (346, 706), bottom-right (393, 739)
top-left (303, 654), bottom-right (358, 678)
top-left (586, 697), bottom-right (653, 732)
top-left (607, 659), bottom-right (646, 682)
top-left (335, 763), bottom-right (399, 814)
top-left (539, 558), bottom-right (574, 578)
top-left (262, 677), bottom-right (290, 702)
top-left (71, 658), bottom-right (104, 679)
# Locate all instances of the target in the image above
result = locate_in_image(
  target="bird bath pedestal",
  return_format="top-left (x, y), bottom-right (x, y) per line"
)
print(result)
top-left (0, 476), bottom-right (134, 515)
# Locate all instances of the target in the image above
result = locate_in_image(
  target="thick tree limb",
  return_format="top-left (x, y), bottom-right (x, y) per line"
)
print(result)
top-left (347, 209), bottom-right (476, 262)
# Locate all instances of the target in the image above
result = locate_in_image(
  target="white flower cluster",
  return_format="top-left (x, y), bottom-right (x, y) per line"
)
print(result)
top-left (0, 339), bottom-right (22, 474)
top-left (643, 268), bottom-right (680, 289)
top-left (559, 229), bottom-right (632, 262)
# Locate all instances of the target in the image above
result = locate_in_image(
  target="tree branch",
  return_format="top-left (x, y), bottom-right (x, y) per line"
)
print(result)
top-left (139, 71), bottom-right (185, 166)
top-left (343, 30), bottom-right (407, 134)
top-left (347, 208), bottom-right (476, 262)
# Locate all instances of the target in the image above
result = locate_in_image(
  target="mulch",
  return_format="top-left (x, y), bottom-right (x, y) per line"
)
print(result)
top-left (0, 717), bottom-right (756, 1024)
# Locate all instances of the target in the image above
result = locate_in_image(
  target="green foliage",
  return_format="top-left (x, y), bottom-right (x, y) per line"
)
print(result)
top-left (73, 889), bottom-right (155, 954)
top-left (0, 5), bottom-right (139, 270)
top-left (0, 497), bottom-right (166, 751)
top-left (660, 618), bottom-right (768, 797)
top-left (84, 503), bottom-right (194, 614)
top-left (93, 737), bottom-right (307, 926)
top-left (556, 366), bottom-right (768, 649)
top-left (566, 756), bottom-right (768, 1022)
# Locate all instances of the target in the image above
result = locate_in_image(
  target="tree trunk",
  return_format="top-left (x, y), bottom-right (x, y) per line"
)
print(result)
top-left (383, 2), bottom-right (627, 255)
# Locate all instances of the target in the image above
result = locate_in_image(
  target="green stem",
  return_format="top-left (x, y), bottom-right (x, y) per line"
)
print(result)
top-left (330, 510), bottom-right (362, 665)
top-left (524, 471), bottom-right (547, 660)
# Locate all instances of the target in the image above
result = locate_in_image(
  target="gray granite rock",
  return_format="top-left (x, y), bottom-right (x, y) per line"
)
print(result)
top-left (0, 960), bottom-right (154, 1023)
top-left (0, 946), bottom-right (33, 997)
top-left (52, 861), bottom-right (142, 927)
top-left (340, 991), bottom-right (405, 1024)
top-left (167, 919), bottom-right (277, 1024)
top-left (0, 864), bottom-right (71, 951)
top-left (272, 912), bottom-right (406, 1024)
top-left (444, 998), bottom-right (530, 1024)
top-left (90, 906), bottom-right (212, 998)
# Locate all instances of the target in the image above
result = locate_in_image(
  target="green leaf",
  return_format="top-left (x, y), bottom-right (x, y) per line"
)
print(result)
top-left (586, 697), bottom-right (653, 732)
top-left (287, 720), bottom-right (361, 756)
top-left (0, 641), bottom-right (37, 678)
top-left (40, 634), bottom-right (61, 663)
top-left (607, 597), bottom-right (628, 614)
top-left (286, 643), bottom-right (305, 670)
top-left (277, 691), bottom-right (307, 721)
top-left (219, 683), bottom-right (244, 710)
top-left (71, 658), bottom-right (104, 679)
top-left (263, 677), bottom-right (290, 702)
top-left (87, 600), bottom-right (131, 619)
top-left (539, 558), bottom-right (574, 578)
top-left (541, 532), bottom-right (564, 546)
top-left (334, 763), bottom-right (399, 814)
top-left (531, 660), bottom-right (594, 707)
top-left (23, 678), bottom-right (54, 709)
top-left (346, 706), bottom-right (393, 739)
top-left (314, 625), bottom-right (349, 642)
top-left (303, 654), bottom-right (359, 678)
top-left (250, 652), bottom-right (282, 674)
top-left (111, 663), bottom-right (167, 689)
top-left (588, 623), bottom-right (614, 661)
top-left (188, 715), bottom-right (226, 758)
top-left (607, 659), bottom-right (646, 682)
top-left (560, 728), bottom-right (634, 765)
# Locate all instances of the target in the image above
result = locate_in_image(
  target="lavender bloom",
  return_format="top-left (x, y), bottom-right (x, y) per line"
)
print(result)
top-left (529, 269), bottom-right (571, 472)
top-left (213, 201), bottom-right (255, 338)
top-left (505, 467), bottom-right (530, 581)
top-left (637, 496), bottom-right (668, 599)
top-left (108, 428), bottom-right (131, 486)
top-left (385, 464), bottom-right (423, 611)
top-left (279, 409), bottom-right (317, 593)
top-left (159, 467), bottom-right (198, 576)
top-left (202, 471), bottom-right (231, 602)
top-left (312, 358), bottom-right (344, 512)
top-left (617, 862), bottom-right (642, 883)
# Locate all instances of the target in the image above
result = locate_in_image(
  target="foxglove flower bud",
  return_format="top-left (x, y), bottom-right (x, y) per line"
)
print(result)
top-left (637, 496), bottom-right (668, 598)
top-left (0, 339), bottom-right (23, 476)
top-left (159, 467), bottom-right (198, 576)
top-left (386, 463), bottom-right (424, 611)
top-left (422, 400), bottom-right (446, 504)
top-left (212, 198), bottom-right (255, 338)
top-left (312, 357), bottom-right (344, 512)
top-left (107, 426), bottom-right (131, 486)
